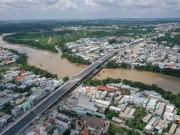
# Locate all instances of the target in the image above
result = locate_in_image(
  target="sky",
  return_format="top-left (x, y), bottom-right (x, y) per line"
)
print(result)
top-left (0, 0), bottom-right (180, 20)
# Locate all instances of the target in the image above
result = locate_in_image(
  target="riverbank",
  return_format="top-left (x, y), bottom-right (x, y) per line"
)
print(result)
top-left (94, 68), bottom-right (180, 94)
top-left (1, 34), bottom-right (180, 94)
top-left (0, 34), bottom-right (84, 78)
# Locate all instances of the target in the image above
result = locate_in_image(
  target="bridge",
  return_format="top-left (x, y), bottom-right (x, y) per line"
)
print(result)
top-left (1, 49), bottom-right (119, 135)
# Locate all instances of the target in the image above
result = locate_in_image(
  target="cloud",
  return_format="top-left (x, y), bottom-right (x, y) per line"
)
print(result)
top-left (0, 0), bottom-right (180, 19)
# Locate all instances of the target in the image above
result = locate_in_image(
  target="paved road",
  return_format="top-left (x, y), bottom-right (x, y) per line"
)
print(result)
top-left (1, 50), bottom-right (118, 135)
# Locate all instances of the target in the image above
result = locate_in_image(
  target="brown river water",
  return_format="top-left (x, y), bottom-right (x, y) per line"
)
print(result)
top-left (0, 34), bottom-right (180, 93)
top-left (0, 34), bottom-right (84, 78)
top-left (94, 69), bottom-right (180, 93)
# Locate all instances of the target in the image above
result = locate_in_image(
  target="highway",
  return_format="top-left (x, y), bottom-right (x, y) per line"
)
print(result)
top-left (1, 50), bottom-right (118, 135)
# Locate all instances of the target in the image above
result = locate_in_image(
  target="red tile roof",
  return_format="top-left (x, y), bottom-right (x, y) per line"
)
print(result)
top-left (97, 85), bottom-right (115, 92)
top-left (33, 129), bottom-right (40, 135)
top-left (42, 123), bottom-right (49, 128)
top-left (81, 116), bottom-right (105, 128)
top-left (49, 118), bottom-right (55, 123)
top-left (80, 130), bottom-right (89, 135)
top-left (19, 70), bottom-right (26, 75)
top-left (86, 87), bottom-right (98, 92)
top-left (171, 32), bottom-right (178, 35)
top-left (15, 76), bottom-right (23, 81)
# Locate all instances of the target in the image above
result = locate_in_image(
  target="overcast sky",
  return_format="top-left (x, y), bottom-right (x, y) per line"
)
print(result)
top-left (0, 0), bottom-right (180, 20)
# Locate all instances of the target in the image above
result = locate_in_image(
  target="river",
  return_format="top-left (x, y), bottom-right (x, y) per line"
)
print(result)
top-left (0, 34), bottom-right (84, 78)
top-left (94, 69), bottom-right (180, 94)
top-left (0, 34), bottom-right (180, 93)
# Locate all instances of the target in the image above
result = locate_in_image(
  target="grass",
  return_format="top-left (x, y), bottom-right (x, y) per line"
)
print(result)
top-left (124, 89), bottom-right (131, 95)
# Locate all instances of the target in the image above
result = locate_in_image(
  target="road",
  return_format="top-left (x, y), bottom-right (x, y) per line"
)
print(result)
top-left (1, 50), bottom-right (118, 135)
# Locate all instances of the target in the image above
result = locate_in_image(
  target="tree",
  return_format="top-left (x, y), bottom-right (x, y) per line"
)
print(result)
top-left (106, 60), bottom-right (119, 68)
top-left (63, 76), bottom-right (69, 82)
top-left (63, 129), bottom-right (71, 135)
top-left (0, 74), bottom-right (3, 82)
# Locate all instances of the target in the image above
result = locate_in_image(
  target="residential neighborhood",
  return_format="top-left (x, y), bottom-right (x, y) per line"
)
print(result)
top-left (114, 40), bottom-right (180, 69)
top-left (0, 48), bottom-right (64, 130)
top-left (22, 80), bottom-right (180, 135)
top-left (0, 47), bottom-right (18, 65)
top-left (0, 19), bottom-right (180, 135)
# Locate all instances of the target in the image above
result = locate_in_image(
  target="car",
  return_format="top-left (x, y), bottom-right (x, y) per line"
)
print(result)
top-left (35, 116), bottom-right (40, 120)
top-left (29, 122), bottom-right (33, 126)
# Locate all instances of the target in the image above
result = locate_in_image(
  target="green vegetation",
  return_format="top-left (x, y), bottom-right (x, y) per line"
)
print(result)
top-left (162, 123), bottom-right (172, 133)
top-left (2, 20), bottom-right (156, 65)
top-left (3, 33), bottom-right (58, 53)
top-left (62, 76), bottom-right (69, 82)
top-left (14, 85), bottom-right (32, 93)
top-left (83, 77), bottom-right (180, 115)
top-left (124, 89), bottom-right (131, 95)
top-left (153, 33), bottom-right (180, 47)
top-left (0, 22), bottom-right (51, 33)
top-left (61, 54), bottom-right (90, 65)
top-left (105, 108), bottom-right (119, 119)
top-left (108, 124), bottom-right (140, 135)
top-left (58, 110), bottom-right (77, 118)
top-left (134, 63), bottom-right (180, 78)
top-left (1, 103), bottom-right (13, 115)
top-left (108, 39), bottom-right (123, 44)
top-left (83, 77), bottom-right (121, 86)
top-left (9, 49), bottom-right (57, 78)
top-left (125, 107), bottom-right (146, 130)
top-left (106, 60), bottom-right (131, 69)
top-left (63, 129), bottom-right (71, 135)
top-left (106, 60), bottom-right (119, 68)
top-left (0, 74), bottom-right (3, 82)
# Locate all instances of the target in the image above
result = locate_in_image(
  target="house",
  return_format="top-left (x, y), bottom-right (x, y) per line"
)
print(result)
top-left (11, 105), bottom-right (24, 117)
top-left (15, 76), bottom-right (23, 82)
top-left (119, 107), bottom-right (131, 120)
top-left (126, 108), bottom-right (136, 118)
top-left (74, 96), bottom-right (97, 115)
top-left (117, 104), bottom-right (127, 112)
top-left (109, 106), bottom-right (121, 113)
top-left (18, 70), bottom-right (26, 75)
top-left (94, 99), bottom-right (110, 109)
top-left (3, 71), bottom-right (19, 82)
top-left (70, 129), bottom-right (80, 135)
top-left (10, 94), bottom-right (25, 106)
top-left (174, 115), bottom-right (180, 124)
top-left (80, 116), bottom-right (110, 135)
top-left (32, 89), bottom-right (48, 101)
top-left (154, 103), bottom-right (165, 117)
top-left (114, 95), bottom-right (123, 104)
top-left (21, 101), bottom-right (32, 112)
top-left (142, 114), bottom-right (152, 123)
top-left (97, 85), bottom-right (115, 92)
top-left (147, 98), bottom-right (158, 113)
top-left (55, 113), bottom-right (71, 130)
top-left (18, 84), bottom-right (27, 90)
top-left (163, 112), bottom-right (174, 121)
top-left (0, 95), bottom-right (12, 109)
top-left (165, 104), bottom-right (175, 113)
top-left (143, 98), bottom-right (149, 107)
top-left (80, 130), bottom-right (89, 135)
top-left (28, 95), bottom-right (37, 107)
top-left (118, 96), bottom-right (130, 104)
top-left (154, 119), bottom-right (170, 134)
top-left (112, 117), bottom-right (122, 124)
top-left (145, 117), bottom-right (160, 133)
top-left (81, 87), bottom-right (101, 99)
top-left (175, 127), bottom-right (180, 135)
top-left (39, 123), bottom-right (58, 135)
top-left (0, 113), bottom-right (12, 128)
top-left (169, 124), bottom-right (177, 134)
